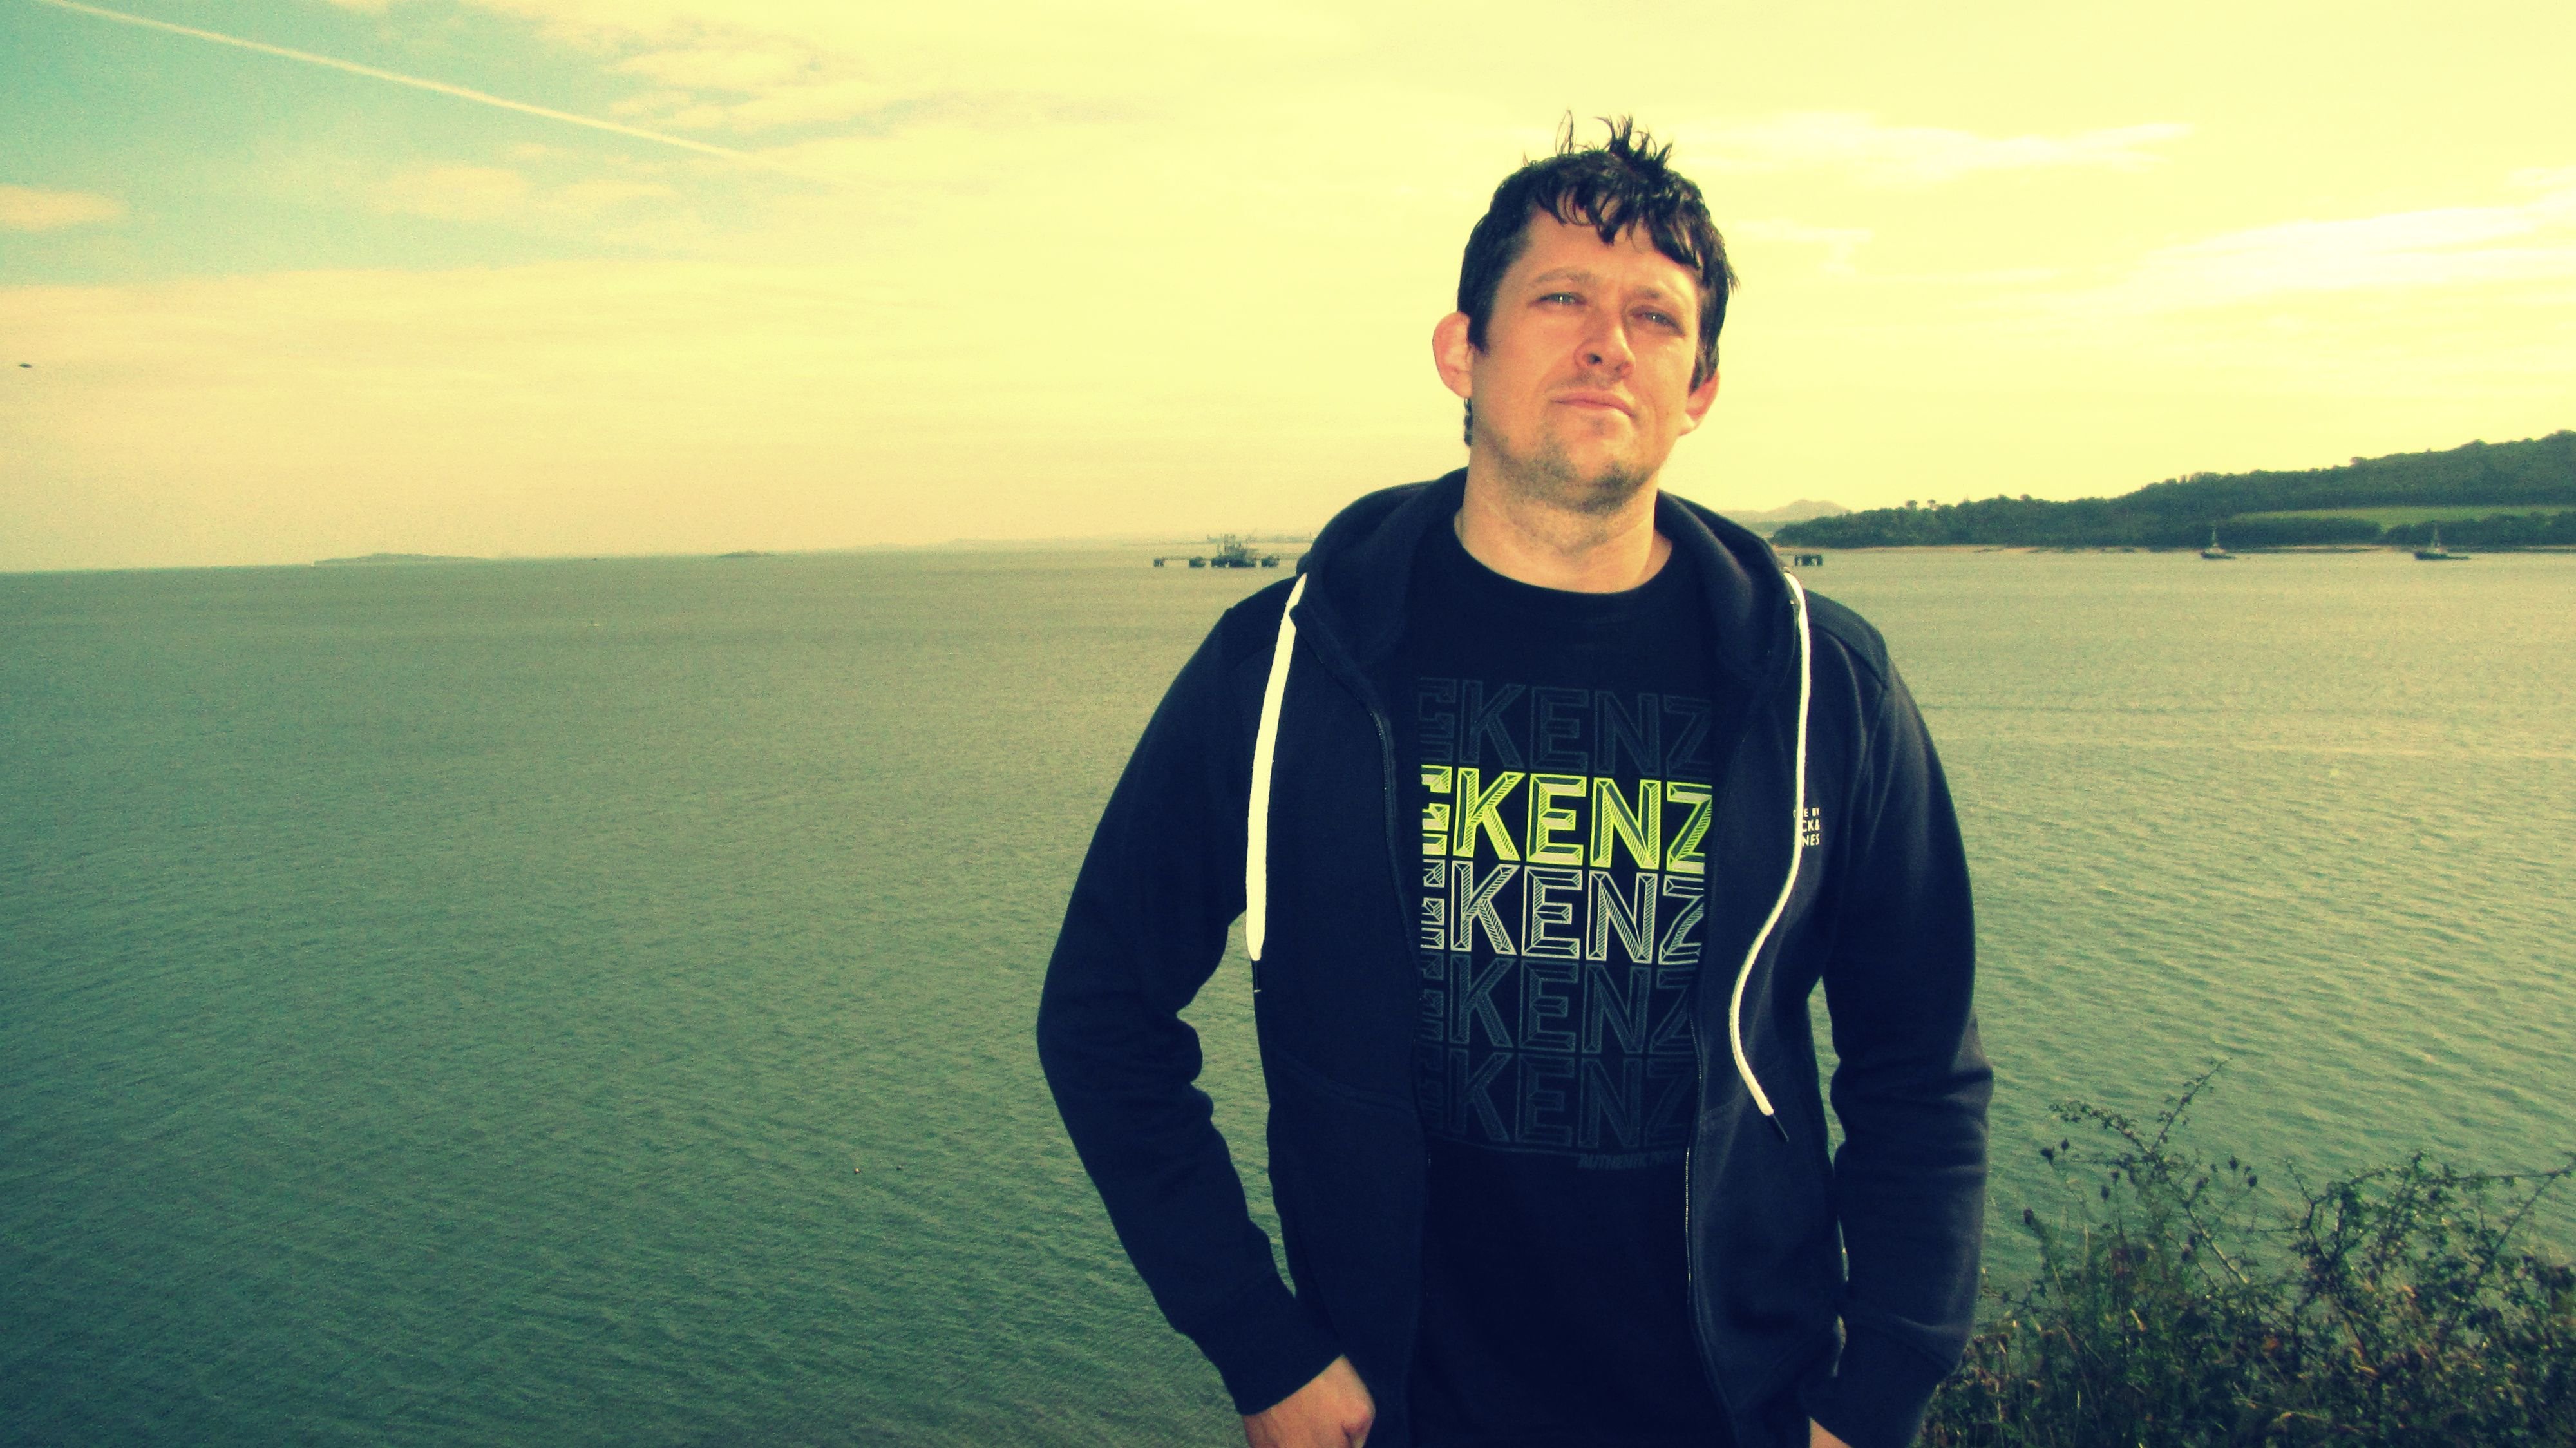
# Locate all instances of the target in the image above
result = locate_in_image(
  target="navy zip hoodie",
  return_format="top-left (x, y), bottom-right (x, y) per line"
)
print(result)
top-left (1037, 471), bottom-right (1990, 1448)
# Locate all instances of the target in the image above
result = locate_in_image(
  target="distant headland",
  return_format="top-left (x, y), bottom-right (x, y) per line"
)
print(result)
top-left (314, 552), bottom-right (486, 566)
top-left (1774, 430), bottom-right (2576, 551)
top-left (1727, 499), bottom-right (1850, 537)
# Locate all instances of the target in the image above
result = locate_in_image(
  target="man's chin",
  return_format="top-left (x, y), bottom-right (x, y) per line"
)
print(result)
top-left (1559, 471), bottom-right (1653, 515)
top-left (1492, 441), bottom-right (1658, 516)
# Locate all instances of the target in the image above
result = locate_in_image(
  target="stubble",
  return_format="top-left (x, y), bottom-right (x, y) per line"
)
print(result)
top-left (1484, 422), bottom-right (1654, 519)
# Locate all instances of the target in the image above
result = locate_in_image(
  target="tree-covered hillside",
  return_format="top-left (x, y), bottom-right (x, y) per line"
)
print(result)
top-left (1773, 430), bottom-right (2576, 549)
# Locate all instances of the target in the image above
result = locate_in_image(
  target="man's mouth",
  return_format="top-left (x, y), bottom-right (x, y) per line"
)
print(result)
top-left (1554, 390), bottom-right (1634, 416)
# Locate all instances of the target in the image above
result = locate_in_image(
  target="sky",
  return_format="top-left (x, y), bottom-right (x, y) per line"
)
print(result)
top-left (3, 0), bottom-right (2572, 571)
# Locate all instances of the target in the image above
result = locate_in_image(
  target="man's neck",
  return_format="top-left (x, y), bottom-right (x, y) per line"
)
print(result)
top-left (1452, 468), bottom-right (1671, 593)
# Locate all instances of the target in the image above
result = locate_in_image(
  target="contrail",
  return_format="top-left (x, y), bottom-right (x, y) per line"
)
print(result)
top-left (31, 0), bottom-right (773, 167)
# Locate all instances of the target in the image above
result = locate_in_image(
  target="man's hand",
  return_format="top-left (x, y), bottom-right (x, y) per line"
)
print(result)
top-left (1242, 1356), bottom-right (1374, 1447)
top-left (1809, 1420), bottom-right (1852, 1448)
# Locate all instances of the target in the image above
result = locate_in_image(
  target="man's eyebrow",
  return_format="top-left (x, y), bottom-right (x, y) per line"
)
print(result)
top-left (1524, 267), bottom-right (1682, 303)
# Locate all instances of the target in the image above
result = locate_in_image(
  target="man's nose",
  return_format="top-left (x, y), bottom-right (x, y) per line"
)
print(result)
top-left (1578, 317), bottom-right (1634, 374)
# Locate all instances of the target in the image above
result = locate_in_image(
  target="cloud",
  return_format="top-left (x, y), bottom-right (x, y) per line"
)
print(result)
top-left (2093, 171), bottom-right (2576, 309)
top-left (371, 166), bottom-right (534, 222)
top-left (368, 164), bottom-right (678, 222)
top-left (0, 184), bottom-right (127, 232)
top-left (1683, 112), bottom-right (2190, 187)
top-left (609, 40), bottom-right (893, 131)
top-left (615, 43), bottom-right (817, 91)
top-left (1727, 218), bottom-right (1873, 275)
top-left (33, 0), bottom-right (770, 165)
top-left (0, 248), bottom-right (1446, 569)
top-left (421, 0), bottom-right (1278, 148)
top-left (556, 178), bottom-right (679, 213)
top-left (612, 76), bottom-right (902, 133)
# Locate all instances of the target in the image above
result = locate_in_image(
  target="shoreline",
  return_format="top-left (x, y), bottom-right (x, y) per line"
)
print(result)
top-left (1774, 542), bottom-right (2576, 556)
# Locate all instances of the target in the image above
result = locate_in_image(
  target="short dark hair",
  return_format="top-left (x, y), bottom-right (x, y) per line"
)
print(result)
top-left (1457, 116), bottom-right (1736, 392)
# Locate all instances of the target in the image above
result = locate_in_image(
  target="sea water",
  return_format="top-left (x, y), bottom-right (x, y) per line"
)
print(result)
top-left (5, 547), bottom-right (2571, 1445)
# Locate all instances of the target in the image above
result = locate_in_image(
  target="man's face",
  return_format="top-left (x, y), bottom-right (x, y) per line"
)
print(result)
top-left (1435, 211), bottom-right (1720, 514)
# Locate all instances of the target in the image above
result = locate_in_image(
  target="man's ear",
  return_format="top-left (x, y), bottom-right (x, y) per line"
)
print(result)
top-left (1432, 311), bottom-right (1476, 401)
top-left (1678, 365), bottom-right (1721, 434)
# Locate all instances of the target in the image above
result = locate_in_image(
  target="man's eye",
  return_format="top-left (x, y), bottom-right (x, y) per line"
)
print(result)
top-left (1640, 309), bottom-right (1681, 330)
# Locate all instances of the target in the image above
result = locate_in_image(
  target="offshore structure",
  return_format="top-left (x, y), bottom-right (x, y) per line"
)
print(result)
top-left (1154, 535), bottom-right (1282, 569)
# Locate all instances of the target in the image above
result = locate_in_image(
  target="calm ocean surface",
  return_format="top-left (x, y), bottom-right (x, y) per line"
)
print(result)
top-left (6, 547), bottom-right (2571, 1445)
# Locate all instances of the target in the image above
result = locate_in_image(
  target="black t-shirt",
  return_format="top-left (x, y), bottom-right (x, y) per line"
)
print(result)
top-left (1396, 521), bottom-right (1741, 1448)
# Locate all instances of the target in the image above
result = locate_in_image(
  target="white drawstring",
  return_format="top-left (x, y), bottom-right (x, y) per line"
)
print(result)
top-left (1245, 575), bottom-right (1306, 962)
top-left (1728, 573), bottom-right (1812, 1120)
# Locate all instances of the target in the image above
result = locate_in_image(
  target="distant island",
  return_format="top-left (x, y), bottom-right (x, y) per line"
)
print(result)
top-left (314, 552), bottom-right (485, 566)
top-left (1774, 430), bottom-right (2576, 551)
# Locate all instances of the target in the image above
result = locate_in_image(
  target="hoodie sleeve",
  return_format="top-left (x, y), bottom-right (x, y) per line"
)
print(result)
top-left (1034, 596), bottom-right (1345, 1416)
top-left (1798, 656), bottom-right (1993, 1448)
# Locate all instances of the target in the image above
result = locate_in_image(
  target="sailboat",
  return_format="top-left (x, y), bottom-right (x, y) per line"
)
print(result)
top-left (2201, 527), bottom-right (2234, 560)
top-left (2413, 526), bottom-right (2467, 562)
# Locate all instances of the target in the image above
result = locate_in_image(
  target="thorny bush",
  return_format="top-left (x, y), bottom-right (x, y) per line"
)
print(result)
top-left (1922, 1068), bottom-right (2576, 1446)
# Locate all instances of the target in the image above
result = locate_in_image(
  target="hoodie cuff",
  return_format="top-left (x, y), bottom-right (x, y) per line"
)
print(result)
top-left (1795, 1324), bottom-right (1953, 1448)
top-left (1179, 1272), bottom-right (1345, 1417)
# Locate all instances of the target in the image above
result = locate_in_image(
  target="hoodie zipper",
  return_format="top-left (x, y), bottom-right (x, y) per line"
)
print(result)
top-left (1287, 591), bottom-right (1418, 960)
top-left (1287, 586), bottom-right (1440, 1409)
top-left (1684, 584), bottom-right (1809, 1421)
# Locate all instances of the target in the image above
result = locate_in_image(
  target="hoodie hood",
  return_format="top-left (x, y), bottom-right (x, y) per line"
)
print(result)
top-left (1296, 468), bottom-right (1796, 692)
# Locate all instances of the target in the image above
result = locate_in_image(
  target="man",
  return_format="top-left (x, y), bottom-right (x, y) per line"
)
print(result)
top-left (1037, 120), bottom-right (1988, 1448)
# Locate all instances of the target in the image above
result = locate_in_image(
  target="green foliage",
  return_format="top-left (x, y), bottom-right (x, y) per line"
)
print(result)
top-left (2209, 515), bottom-right (2383, 548)
top-left (2382, 511), bottom-right (2576, 549)
top-left (1924, 1071), bottom-right (2576, 1446)
top-left (1772, 430), bottom-right (2576, 549)
top-left (2234, 505), bottom-right (2576, 527)
top-left (2223, 506), bottom-right (2576, 549)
